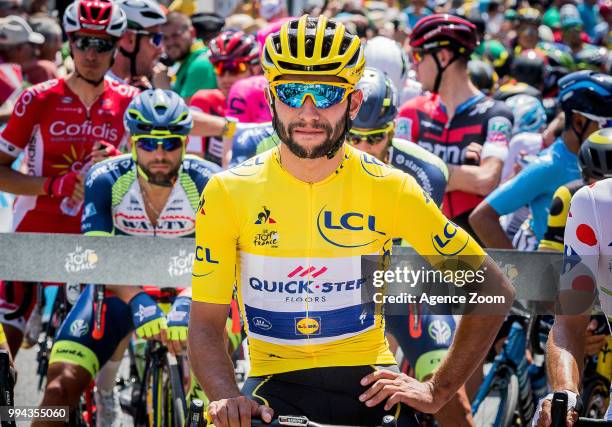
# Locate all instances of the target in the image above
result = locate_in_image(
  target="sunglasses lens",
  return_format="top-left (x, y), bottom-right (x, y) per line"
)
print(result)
top-left (73, 36), bottom-right (115, 53)
top-left (136, 137), bottom-right (183, 152)
top-left (213, 60), bottom-right (248, 75)
top-left (274, 83), bottom-right (347, 109)
top-left (136, 138), bottom-right (158, 152)
top-left (151, 33), bottom-right (163, 46)
top-left (348, 131), bottom-right (386, 145)
top-left (161, 137), bottom-right (183, 151)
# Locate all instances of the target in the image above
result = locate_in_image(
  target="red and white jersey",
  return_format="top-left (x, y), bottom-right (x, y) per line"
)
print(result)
top-left (0, 78), bottom-right (138, 233)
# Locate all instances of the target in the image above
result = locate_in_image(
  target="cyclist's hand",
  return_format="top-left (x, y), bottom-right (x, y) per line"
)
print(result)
top-left (585, 318), bottom-right (607, 356)
top-left (532, 393), bottom-right (580, 426)
top-left (129, 292), bottom-right (168, 343)
top-left (464, 142), bottom-right (482, 165)
top-left (360, 370), bottom-right (440, 413)
top-left (207, 396), bottom-right (273, 427)
top-left (91, 140), bottom-right (122, 164)
top-left (166, 296), bottom-right (191, 355)
top-left (43, 171), bottom-right (83, 199)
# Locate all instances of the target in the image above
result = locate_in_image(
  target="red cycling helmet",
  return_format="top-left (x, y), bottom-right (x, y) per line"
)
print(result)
top-left (63, 0), bottom-right (127, 38)
top-left (409, 14), bottom-right (479, 56)
top-left (209, 30), bottom-right (259, 65)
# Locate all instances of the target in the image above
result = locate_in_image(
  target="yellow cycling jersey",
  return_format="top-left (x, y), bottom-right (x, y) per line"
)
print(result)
top-left (192, 144), bottom-right (486, 376)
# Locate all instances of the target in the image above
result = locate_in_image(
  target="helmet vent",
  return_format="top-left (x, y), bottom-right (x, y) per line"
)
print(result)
top-left (278, 61), bottom-right (340, 72)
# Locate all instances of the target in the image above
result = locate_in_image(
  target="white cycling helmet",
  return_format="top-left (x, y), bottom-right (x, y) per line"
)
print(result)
top-left (115, 0), bottom-right (166, 30)
top-left (63, 0), bottom-right (127, 38)
top-left (364, 36), bottom-right (409, 95)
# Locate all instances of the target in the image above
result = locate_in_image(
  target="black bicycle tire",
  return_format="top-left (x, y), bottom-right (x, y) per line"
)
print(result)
top-left (167, 353), bottom-right (186, 427)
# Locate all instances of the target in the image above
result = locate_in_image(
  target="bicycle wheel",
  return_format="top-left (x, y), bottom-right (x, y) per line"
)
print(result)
top-left (145, 346), bottom-right (176, 427)
top-left (473, 366), bottom-right (519, 427)
top-left (167, 353), bottom-right (186, 427)
top-left (582, 375), bottom-right (610, 419)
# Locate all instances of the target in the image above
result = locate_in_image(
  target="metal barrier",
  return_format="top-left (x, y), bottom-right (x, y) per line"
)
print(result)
top-left (0, 232), bottom-right (562, 302)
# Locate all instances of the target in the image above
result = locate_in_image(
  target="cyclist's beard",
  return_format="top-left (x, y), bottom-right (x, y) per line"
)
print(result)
top-left (273, 114), bottom-right (346, 159)
top-left (139, 160), bottom-right (181, 187)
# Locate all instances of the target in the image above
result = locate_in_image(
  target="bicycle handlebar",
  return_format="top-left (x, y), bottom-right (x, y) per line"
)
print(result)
top-left (551, 391), bottom-right (612, 427)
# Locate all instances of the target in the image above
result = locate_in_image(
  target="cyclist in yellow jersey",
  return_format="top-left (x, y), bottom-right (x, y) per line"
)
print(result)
top-left (189, 15), bottom-right (514, 427)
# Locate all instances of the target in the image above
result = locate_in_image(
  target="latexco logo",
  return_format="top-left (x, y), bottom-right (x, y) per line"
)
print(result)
top-left (65, 246), bottom-right (98, 273)
top-left (168, 249), bottom-right (195, 277)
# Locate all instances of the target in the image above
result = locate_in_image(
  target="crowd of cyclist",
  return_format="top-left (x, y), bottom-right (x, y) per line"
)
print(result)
top-left (0, 0), bottom-right (611, 425)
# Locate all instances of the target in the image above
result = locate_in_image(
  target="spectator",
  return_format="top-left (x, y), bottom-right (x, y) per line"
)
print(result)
top-left (0, 15), bottom-right (57, 84)
top-left (162, 11), bottom-right (217, 101)
top-left (190, 12), bottom-right (224, 43)
top-left (402, 0), bottom-right (432, 30)
top-left (29, 16), bottom-right (63, 64)
top-left (577, 0), bottom-right (600, 40)
top-left (255, 0), bottom-right (293, 52)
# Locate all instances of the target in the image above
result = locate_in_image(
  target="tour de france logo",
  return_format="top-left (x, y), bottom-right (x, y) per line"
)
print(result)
top-left (65, 246), bottom-right (98, 273)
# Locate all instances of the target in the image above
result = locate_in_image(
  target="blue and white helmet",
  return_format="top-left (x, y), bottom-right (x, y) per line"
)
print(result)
top-left (505, 94), bottom-right (547, 134)
top-left (354, 67), bottom-right (398, 130)
top-left (124, 89), bottom-right (193, 137)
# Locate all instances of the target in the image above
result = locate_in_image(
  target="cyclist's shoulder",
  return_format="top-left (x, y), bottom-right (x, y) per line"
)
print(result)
top-left (182, 154), bottom-right (222, 181)
top-left (576, 178), bottom-right (612, 204)
top-left (85, 154), bottom-right (134, 188)
top-left (472, 94), bottom-right (513, 120)
top-left (348, 145), bottom-right (406, 187)
top-left (15, 78), bottom-right (62, 105)
top-left (390, 137), bottom-right (448, 176)
top-left (103, 78), bottom-right (140, 100)
top-left (398, 93), bottom-right (433, 114)
top-left (219, 148), bottom-right (276, 186)
top-left (235, 122), bottom-right (274, 144)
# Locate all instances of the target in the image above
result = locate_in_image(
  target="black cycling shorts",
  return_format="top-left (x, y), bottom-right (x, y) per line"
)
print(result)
top-left (242, 365), bottom-right (420, 427)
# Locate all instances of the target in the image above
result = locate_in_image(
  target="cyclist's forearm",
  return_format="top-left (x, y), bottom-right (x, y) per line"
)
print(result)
top-left (0, 165), bottom-right (46, 196)
top-left (191, 110), bottom-right (226, 137)
top-left (189, 323), bottom-right (240, 401)
top-left (446, 159), bottom-right (502, 195)
top-left (106, 285), bottom-right (142, 303)
top-left (468, 202), bottom-right (513, 249)
top-left (546, 315), bottom-right (589, 393)
top-left (430, 257), bottom-right (514, 402)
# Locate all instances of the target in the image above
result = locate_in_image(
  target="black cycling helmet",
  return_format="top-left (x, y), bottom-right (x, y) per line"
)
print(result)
top-left (191, 13), bottom-right (225, 42)
top-left (511, 50), bottom-right (546, 89)
top-left (354, 67), bottom-right (398, 130)
top-left (558, 70), bottom-right (612, 143)
top-left (468, 59), bottom-right (497, 95)
top-left (578, 128), bottom-right (612, 180)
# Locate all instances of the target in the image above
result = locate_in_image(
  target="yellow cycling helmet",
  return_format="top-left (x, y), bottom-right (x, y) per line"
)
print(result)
top-left (261, 14), bottom-right (365, 86)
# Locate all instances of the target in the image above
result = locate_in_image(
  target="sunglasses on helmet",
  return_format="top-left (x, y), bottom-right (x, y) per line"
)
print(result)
top-left (269, 80), bottom-right (354, 109)
top-left (133, 135), bottom-right (186, 152)
top-left (70, 35), bottom-right (116, 53)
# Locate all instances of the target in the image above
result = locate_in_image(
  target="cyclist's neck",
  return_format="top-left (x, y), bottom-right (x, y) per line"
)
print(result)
top-left (436, 76), bottom-right (481, 119)
top-left (561, 129), bottom-right (581, 155)
top-left (278, 143), bottom-right (345, 184)
top-left (110, 60), bottom-right (132, 83)
top-left (65, 73), bottom-right (106, 108)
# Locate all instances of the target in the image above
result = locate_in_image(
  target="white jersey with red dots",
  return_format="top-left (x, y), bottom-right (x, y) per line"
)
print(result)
top-left (562, 178), bottom-right (612, 322)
